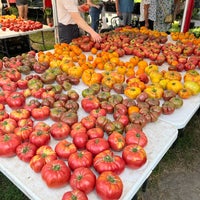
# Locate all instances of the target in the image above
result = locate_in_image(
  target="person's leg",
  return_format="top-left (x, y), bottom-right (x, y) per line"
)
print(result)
top-left (89, 7), bottom-right (101, 32)
top-left (24, 4), bottom-right (28, 20)
top-left (17, 5), bottom-right (24, 18)
top-left (148, 20), bottom-right (154, 30)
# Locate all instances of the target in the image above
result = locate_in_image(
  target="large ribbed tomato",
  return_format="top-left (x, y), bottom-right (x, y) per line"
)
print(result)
top-left (41, 159), bottom-right (71, 188)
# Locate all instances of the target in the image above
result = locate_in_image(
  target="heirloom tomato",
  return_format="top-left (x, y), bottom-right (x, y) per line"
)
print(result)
top-left (80, 115), bottom-right (96, 130)
top-left (50, 122), bottom-right (70, 140)
top-left (16, 142), bottom-right (37, 162)
top-left (14, 126), bottom-right (33, 141)
top-left (178, 88), bottom-right (192, 99)
top-left (31, 106), bottom-right (50, 120)
top-left (81, 95), bottom-right (100, 113)
top-left (49, 107), bottom-right (66, 122)
top-left (0, 133), bottom-right (21, 157)
top-left (108, 131), bottom-right (125, 151)
top-left (144, 86), bottom-right (164, 99)
top-left (62, 189), bottom-right (88, 200)
top-left (100, 101), bottom-right (114, 114)
top-left (122, 144), bottom-right (147, 169)
top-left (125, 128), bottom-right (148, 147)
top-left (30, 145), bottom-right (57, 173)
top-left (90, 108), bottom-right (107, 118)
top-left (86, 127), bottom-right (104, 139)
top-left (86, 137), bottom-right (110, 155)
top-left (70, 122), bottom-right (87, 138)
top-left (41, 159), bottom-right (71, 188)
top-left (34, 121), bottom-right (50, 131)
top-left (70, 167), bottom-right (96, 194)
top-left (9, 109), bottom-right (30, 121)
top-left (17, 118), bottom-right (33, 127)
top-left (93, 149), bottom-right (125, 174)
top-left (29, 130), bottom-right (50, 147)
top-left (0, 118), bottom-right (17, 134)
top-left (73, 132), bottom-right (88, 149)
top-left (68, 150), bottom-right (93, 170)
top-left (129, 112), bottom-right (147, 128)
top-left (166, 80), bottom-right (183, 94)
top-left (169, 97), bottom-right (183, 109)
top-left (2, 81), bottom-right (17, 92)
top-left (82, 69), bottom-right (103, 86)
top-left (6, 92), bottom-right (26, 109)
top-left (0, 110), bottom-right (9, 121)
top-left (96, 171), bottom-right (123, 200)
top-left (60, 111), bottom-right (78, 126)
top-left (55, 139), bottom-right (77, 160)
top-left (162, 101), bottom-right (176, 115)
top-left (184, 81), bottom-right (200, 95)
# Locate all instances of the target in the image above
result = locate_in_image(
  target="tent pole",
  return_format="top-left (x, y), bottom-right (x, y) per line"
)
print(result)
top-left (51, 0), bottom-right (59, 43)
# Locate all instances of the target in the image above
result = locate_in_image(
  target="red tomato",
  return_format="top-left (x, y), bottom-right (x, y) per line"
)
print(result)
top-left (31, 106), bottom-right (50, 121)
top-left (0, 118), bottom-right (17, 134)
top-left (62, 189), bottom-right (88, 200)
top-left (96, 171), bottom-right (123, 200)
top-left (70, 167), bottom-right (96, 194)
top-left (68, 150), bottom-right (93, 170)
top-left (34, 121), bottom-right (50, 131)
top-left (0, 110), bottom-right (9, 121)
top-left (81, 95), bottom-right (100, 113)
top-left (30, 145), bottom-right (57, 173)
top-left (16, 142), bottom-right (37, 162)
top-left (0, 134), bottom-right (21, 157)
top-left (122, 144), bottom-right (147, 169)
top-left (14, 126), bottom-right (33, 141)
top-left (80, 115), bottom-right (96, 130)
top-left (86, 138), bottom-right (110, 155)
top-left (108, 131), bottom-right (125, 151)
top-left (70, 122), bottom-right (87, 138)
top-left (17, 118), bottom-right (34, 127)
top-left (6, 92), bottom-right (26, 109)
top-left (87, 127), bottom-right (104, 139)
top-left (41, 159), bottom-right (71, 188)
top-left (90, 108), bottom-right (107, 118)
top-left (29, 130), bottom-right (50, 147)
top-left (73, 132), bottom-right (88, 149)
top-left (50, 122), bottom-right (71, 140)
top-left (93, 150), bottom-right (125, 174)
top-left (55, 139), bottom-right (77, 160)
top-left (125, 128), bottom-right (148, 147)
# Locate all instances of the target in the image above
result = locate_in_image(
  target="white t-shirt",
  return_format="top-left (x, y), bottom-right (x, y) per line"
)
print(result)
top-left (139, 0), bottom-right (157, 22)
top-left (57, 0), bottom-right (79, 25)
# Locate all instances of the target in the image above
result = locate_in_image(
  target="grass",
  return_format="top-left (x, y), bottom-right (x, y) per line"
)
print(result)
top-left (0, 31), bottom-right (200, 199)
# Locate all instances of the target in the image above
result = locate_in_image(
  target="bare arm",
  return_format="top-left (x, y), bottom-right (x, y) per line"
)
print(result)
top-left (70, 12), bottom-right (102, 42)
top-left (115, 0), bottom-right (120, 16)
top-left (6, 0), bottom-right (10, 8)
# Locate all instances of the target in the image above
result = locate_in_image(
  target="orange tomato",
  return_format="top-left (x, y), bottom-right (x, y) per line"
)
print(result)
top-left (128, 106), bottom-right (140, 115)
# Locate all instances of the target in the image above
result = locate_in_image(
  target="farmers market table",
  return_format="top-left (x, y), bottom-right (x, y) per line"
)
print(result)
top-left (0, 120), bottom-right (178, 200)
top-left (0, 25), bottom-right (54, 57)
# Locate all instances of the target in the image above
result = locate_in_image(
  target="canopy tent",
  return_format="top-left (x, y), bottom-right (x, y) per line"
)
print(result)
top-left (181, 0), bottom-right (195, 32)
top-left (51, 0), bottom-right (59, 43)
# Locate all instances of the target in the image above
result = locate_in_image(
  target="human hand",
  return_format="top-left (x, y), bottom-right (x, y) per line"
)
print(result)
top-left (91, 32), bottom-right (102, 43)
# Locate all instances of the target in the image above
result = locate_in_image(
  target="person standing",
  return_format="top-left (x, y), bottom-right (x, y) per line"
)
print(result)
top-left (43, 0), bottom-right (53, 26)
top-left (87, 0), bottom-right (103, 32)
top-left (154, 0), bottom-right (173, 32)
top-left (6, 0), bottom-right (18, 16)
top-left (56, 0), bottom-right (101, 44)
top-left (16, 0), bottom-right (28, 20)
top-left (139, 0), bottom-right (156, 30)
top-left (115, 0), bottom-right (134, 26)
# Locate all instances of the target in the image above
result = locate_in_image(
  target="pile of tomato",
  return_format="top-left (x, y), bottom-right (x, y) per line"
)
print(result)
top-left (0, 27), bottom-right (200, 200)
